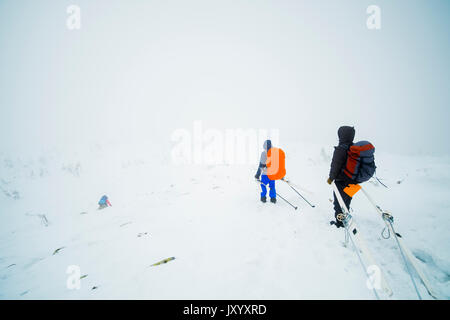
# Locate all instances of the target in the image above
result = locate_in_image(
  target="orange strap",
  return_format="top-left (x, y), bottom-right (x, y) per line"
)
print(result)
top-left (343, 184), bottom-right (361, 197)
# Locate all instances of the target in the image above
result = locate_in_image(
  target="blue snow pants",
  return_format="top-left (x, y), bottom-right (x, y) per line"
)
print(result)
top-left (260, 175), bottom-right (276, 199)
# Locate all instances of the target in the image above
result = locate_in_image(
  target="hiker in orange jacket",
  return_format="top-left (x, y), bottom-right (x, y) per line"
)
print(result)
top-left (255, 140), bottom-right (277, 204)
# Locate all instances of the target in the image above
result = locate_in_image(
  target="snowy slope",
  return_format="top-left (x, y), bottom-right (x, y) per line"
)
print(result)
top-left (0, 141), bottom-right (449, 299)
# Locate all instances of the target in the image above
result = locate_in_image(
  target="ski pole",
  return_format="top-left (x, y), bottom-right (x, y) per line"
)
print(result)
top-left (276, 192), bottom-right (298, 210)
top-left (255, 179), bottom-right (298, 210)
top-left (282, 179), bottom-right (315, 208)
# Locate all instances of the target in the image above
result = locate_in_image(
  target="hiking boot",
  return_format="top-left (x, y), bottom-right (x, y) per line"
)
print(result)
top-left (330, 212), bottom-right (347, 228)
top-left (270, 198), bottom-right (276, 204)
top-left (330, 220), bottom-right (345, 228)
top-left (260, 196), bottom-right (267, 203)
top-left (336, 213), bottom-right (347, 223)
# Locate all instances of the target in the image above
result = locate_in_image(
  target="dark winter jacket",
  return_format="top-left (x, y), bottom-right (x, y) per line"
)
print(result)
top-left (255, 140), bottom-right (272, 179)
top-left (329, 126), bottom-right (355, 182)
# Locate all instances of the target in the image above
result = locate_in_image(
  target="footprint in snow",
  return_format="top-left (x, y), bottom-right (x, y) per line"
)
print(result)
top-left (53, 247), bottom-right (65, 255)
top-left (24, 257), bottom-right (45, 269)
top-left (26, 213), bottom-right (50, 227)
top-left (120, 222), bottom-right (132, 227)
top-left (20, 290), bottom-right (29, 296)
top-left (137, 232), bottom-right (149, 238)
top-left (413, 249), bottom-right (450, 283)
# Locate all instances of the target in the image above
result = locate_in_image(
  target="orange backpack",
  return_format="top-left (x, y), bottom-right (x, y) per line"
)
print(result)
top-left (266, 147), bottom-right (286, 180)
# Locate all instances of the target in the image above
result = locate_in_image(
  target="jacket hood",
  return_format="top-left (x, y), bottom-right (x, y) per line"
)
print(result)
top-left (263, 140), bottom-right (272, 151)
top-left (337, 126), bottom-right (355, 144)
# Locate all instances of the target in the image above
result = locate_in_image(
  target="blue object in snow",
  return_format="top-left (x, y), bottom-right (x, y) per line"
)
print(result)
top-left (98, 195), bottom-right (108, 206)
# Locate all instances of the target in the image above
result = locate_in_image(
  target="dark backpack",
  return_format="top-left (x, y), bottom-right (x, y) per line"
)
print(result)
top-left (343, 141), bottom-right (376, 183)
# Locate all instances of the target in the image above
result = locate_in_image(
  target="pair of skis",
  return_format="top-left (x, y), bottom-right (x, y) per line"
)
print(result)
top-left (332, 182), bottom-right (438, 299)
top-left (332, 182), bottom-right (393, 299)
top-left (360, 187), bottom-right (439, 299)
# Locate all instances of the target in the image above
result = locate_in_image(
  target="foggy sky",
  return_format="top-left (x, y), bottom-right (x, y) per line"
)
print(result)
top-left (0, 0), bottom-right (449, 156)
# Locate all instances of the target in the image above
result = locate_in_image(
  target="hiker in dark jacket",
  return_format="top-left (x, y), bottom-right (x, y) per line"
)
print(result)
top-left (327, 126), bottom-right (356, 228)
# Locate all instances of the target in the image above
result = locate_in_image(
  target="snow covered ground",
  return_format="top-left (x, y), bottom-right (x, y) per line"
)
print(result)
top-left (1, 140), bottom-right (449, 299)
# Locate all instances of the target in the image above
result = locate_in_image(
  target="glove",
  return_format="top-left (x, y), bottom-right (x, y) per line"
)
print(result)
top-left (255, 167), bottom-right (261, 180)
top-left (327, 178), bottom-right (333, 185)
